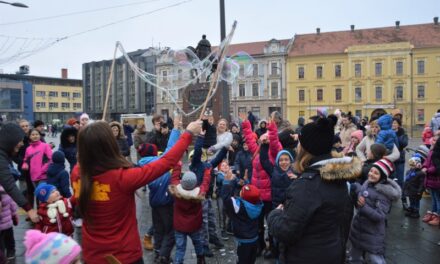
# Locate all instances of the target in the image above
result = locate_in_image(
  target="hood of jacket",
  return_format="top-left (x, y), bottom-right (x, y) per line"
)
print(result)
top-left (47, 162), bottom-right (65, 178)
top-left (377, 114), bottom-right (393, 130)
top-left (374, 178), bottom-right (402, 202)
top-left (138, 156), bottom-right (158, 166)
top-left (275, 150), bottom-right (294, 168)
top-left (237, 197), bottom-right (263, 220)
top-left (258, 119), bottom-right (267, 128)
top-left (0, 123), bottom-right (25, 155)
top-left (168, 184), bottom-right (204, 202)
top-left (60, 127), bottom-right (78, 148)
top-left (311, 156), bottom-right (362, 181)
top-left (109, 121), bottom-right (125, 138)
top-left (297, 117), bottom-right (305, 126)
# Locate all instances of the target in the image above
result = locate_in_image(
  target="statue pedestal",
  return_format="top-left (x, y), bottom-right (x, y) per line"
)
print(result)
top-left (182, 82), bottom-right (224, 125)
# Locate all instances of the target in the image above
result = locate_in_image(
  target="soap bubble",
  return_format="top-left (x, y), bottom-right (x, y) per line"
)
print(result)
top-left (220, 57), bottom-right (239, 83)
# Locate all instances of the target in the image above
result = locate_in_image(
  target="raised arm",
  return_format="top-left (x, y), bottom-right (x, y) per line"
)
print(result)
top-left (242, 120), bottom-right (258, 154)
top-left (260, 143), bottom-right (274, 176)
top-left (210, 132), bottom-right (233, 152)
top-left (268, 121), bottom-right (282, 160)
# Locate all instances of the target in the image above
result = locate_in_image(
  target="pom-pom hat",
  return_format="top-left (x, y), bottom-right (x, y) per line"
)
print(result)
top-left (372, 158), bottom-right (394, 181)
top-left (181, 171), bottom-right (198, 190)
top-left (299, 115), bottom-right (337, 156)
top-left (240, 184), bottom-right (261, 204)
top-left (34, 183), bottom-right (57, 203)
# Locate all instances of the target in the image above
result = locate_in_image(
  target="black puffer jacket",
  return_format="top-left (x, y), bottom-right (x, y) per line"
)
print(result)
top-left (268, 155), bottom-right (361, 264)
top-left (0, 123), bottom-right (30, 210)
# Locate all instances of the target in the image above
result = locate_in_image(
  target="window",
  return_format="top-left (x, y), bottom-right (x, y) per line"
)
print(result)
top-left (375, 86), bottom-right (382, 101)
top-left (49, 102), bottom-right (58, 108)
top-left (375, 62), bottom-right (382, 76)
top-left (73, 92), bottom-right (81, 98)
top-left (49, 91), bottom-right (58, 97)
top-left (239, 84), bottom-right (245, 97)
top-left (317, 88), bottom-right (323, 101)
top-left (36, 91), bottom-right (46, 97)
top-left (395, 85), bottom-right (403, 100)
top-left (335, 64), bottom-right (341, 77)
top-left (162, 71), bottom-right (167, 81)
top-left (417, 60), bottom-right (425, 74)
top-left (396, 61), bottom-right (403, 75)
top-left (417, 85), bottom-right (425, 99)
top-left (355, 63), bottom-right (361, 77)
top-left (252, 64), bottom-right (258, 76)
top-left (298, 66), bottom-right (304, 79)
top-left (252, 83), bottom-right (259, 97)
top-left (238, 107), bottom-right (247, 113)
top-left (316, 66), bottom-right (323, 79)
top-left (73, 103), bottom-right (81, 108)
top-left (61, 103), bottom-right (70, 108)
top-left (355, 110), bottom-right (362, 118)
top-left (299, 89), bottom-right (305, 102)
top-left (271, 82), bottom-right (278, 97)
top-left (299, 111), bottom-right (305, 117)
top-left (61, 92), bottom-right (70, 97)
top-left (271, 62), bottom-right (278, 75)
top-left (355, 87), bottom-right (362, 101)
top-left (239, 65), bottom-right (245, 76)
top-left (335, 88), bottom-right (342, 101)
top-left (36, 102), bottom-right (46, 108)
top-left (417, 109), bottom-right (425, 122)
top-left (251, 107), bottom-right (260, 119)
top-left (177, 69), bottom-right (183, 81)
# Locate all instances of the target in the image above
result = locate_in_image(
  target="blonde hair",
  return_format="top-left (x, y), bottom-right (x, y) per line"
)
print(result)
top-left (294, 144), bottom-right (315, 173)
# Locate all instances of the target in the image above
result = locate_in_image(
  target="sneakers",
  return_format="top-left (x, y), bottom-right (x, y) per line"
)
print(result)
top-left (6, 251), bottom-right (15, 260)
top-left (209, 237), bottom-right (224, 249)
top-left (143, 234), bottom-right (154, 250)
top-left (220, 230), bottom-right (229, 241)
top-left (422, 211), bottom-right (434, 222)
top-left (428, 213), bottom-right (440, 226)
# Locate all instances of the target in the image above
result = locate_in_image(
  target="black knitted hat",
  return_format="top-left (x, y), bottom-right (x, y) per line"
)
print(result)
top-left (299, 115), bottom-right (337, 156)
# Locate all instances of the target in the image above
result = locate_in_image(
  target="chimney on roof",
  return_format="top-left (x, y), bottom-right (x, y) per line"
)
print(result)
top-left (395, 21), bottom-right (400, 29)
top-left (350, 25), bottom-right (355, 32)
top-left (434, 17), bottom-right (439, 25)
top-left (316, 28), bottom-right (320, 35)
top-left (61, 68), bottom-right (68, 79)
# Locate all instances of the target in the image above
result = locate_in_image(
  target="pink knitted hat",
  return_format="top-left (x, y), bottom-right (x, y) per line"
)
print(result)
top-left (24, 230), bottom-right (81, 264)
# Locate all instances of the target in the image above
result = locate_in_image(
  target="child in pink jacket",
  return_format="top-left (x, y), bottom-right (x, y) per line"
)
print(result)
top-left (22, 129), bottom-right (52, 185)
top-left (240, 112), bottom-right (282, 257)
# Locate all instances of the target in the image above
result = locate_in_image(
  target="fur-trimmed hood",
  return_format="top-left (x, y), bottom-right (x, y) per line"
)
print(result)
top-left (168, 184), bottom-right (205, 202)
top-left (373, 179), bottom-right (402, 202)
top-left (311, 156), bottom-right (362, 181)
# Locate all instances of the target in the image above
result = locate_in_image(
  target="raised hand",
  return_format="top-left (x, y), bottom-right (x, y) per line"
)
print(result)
top-left (239, 112), bottom-right (247, 122)
top-left (186, 120), bottom-right (203, 135)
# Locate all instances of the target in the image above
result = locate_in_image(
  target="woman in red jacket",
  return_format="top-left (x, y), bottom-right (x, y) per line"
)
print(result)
top-left (74, 120), bottom-right (201, 264)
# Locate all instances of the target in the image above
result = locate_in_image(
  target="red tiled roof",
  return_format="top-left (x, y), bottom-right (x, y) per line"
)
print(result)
top-left (290, 23), bottom-right (440, 56)
top-left (214, 39), bottom-right (290, 56)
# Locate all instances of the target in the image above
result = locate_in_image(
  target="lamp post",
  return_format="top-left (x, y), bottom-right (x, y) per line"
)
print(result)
top-left (410, 51), bottom-right (414, 138)
top-left (0, 1), bottom-right (28, 7)
top-left (273, 65), bottom-right (283, 117)
top-left (219, 0), bottom-right (230, 120)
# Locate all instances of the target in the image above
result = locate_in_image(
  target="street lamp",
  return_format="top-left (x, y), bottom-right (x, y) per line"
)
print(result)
top-left (273, 65), bottom-right (283, 117)
top-left (0, 1), bottom-right (28, 8)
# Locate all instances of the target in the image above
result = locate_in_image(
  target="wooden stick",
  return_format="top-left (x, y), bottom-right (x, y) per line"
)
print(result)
top-left (105, 255), bottom-right (122, 264)
top-left (102, 43), bottom-right (118, 121)
top-left (198, 21), bottom-right (237, 120)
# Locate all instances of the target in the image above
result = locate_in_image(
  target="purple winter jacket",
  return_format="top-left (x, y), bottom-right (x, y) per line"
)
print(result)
top-left (423, 150), bottom-right (440, 189)
top-left (0, 186), bottom-right (18, 231)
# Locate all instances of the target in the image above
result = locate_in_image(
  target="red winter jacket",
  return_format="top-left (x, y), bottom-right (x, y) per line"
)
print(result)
top-left (242, 120), bottom-right (282, 202)
top-left (70, 132), bottom-right (192, 264)
top-left (169, 163), bottom-right (211, 233)
top-left (34, 198), bottom-right (74, 236)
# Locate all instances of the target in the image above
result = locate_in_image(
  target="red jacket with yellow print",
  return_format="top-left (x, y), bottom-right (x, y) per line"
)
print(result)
top-left (70, 131), bottom-right (192, 264)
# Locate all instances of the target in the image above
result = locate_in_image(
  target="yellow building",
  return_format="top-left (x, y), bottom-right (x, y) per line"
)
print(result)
top-left (34, 84), bottom-right (83, 120)
top-left (287, 19), bottom-right (440, 135)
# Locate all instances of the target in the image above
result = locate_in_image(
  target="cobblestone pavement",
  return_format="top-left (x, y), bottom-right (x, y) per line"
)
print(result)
top-left (10, 136), bottom-right (440, 263)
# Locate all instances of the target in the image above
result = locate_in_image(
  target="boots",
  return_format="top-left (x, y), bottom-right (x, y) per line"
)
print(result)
top-left (428, 213), bottom-right (440, 226)
top-left (143, 234), bottom-right (154, 250)
top-left (422, 211), bottom-right (434, 222)
top-left (197, 255), bottom-right (206, 264)
top-left (405, 208), bottom-right (420, 218)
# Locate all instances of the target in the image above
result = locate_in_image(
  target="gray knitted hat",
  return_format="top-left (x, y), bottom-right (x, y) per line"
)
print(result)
top-left (181, 171), bottom-right (198, 190)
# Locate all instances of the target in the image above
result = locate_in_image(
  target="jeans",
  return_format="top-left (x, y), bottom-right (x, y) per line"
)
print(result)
top-left (237, 241), bottom-right (257, 264)
top-left (174, 229), bottom-right (204, 264)
top-left (152, 205), bottom-right (175, 258)
top-left (0, 227), bottom-right (15, 255)
top-left (430, 188), bottom-right (440, 214)
top-left (258, 201), bottom-right (273, 251)
top-left (202, 199), bottom-right (219, 246)
top-left (350, 246), bottom-right (386, 264)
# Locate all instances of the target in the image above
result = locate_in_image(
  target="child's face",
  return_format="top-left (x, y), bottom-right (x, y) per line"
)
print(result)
top-left (67, 135), bottom-right (75, 143)
top-left (36, 125), bottom-right (44, 132)
top-left (243, 143), bottom-right (248, 151)
top-left (220, 161), bottom-right (229, 173)
top-left (368, 167), bottom-right (381, 183)
top-left (30, 130), bottom-right (41, 142)
top-left (47, 190), bottom-right (61, 203)
top-left (392, 120), bottom-right (399, 131)
top-left (278, 154), bottom-right (291, 171)
top-left (111, 126), bottom-right (119, 137)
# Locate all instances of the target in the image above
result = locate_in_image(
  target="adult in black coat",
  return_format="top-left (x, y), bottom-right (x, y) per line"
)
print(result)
top-left (268, 116), bottom-right (361, 264)
top-left (247, 111), bottom-right (256, 131)
top-left (0, 123), bottom-right (40, 222)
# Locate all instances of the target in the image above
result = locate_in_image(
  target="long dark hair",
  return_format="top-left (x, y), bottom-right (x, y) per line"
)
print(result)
top-left (77, 121), bottom-right (131, 223)
top-left (432, 137), bottom-right (440, 169)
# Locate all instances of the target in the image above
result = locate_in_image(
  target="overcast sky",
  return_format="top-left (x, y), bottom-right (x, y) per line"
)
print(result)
top-left (0, 0), bottom-right (438, 79)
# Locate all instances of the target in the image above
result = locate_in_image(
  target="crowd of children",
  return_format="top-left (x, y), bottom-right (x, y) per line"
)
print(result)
top-left (1, 108), bottom-right (440, 264)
